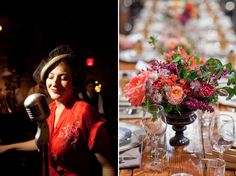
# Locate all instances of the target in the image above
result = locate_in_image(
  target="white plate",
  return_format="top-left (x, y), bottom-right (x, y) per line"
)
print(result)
top-left (119, 126), bottom-right (132, 147)
top-left (119, 122), bottom-right (145, 152)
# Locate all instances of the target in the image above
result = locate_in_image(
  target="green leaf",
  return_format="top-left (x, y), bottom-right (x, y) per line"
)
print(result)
top-left (151, 110), bottom-right (158, 121)
top-left (162, 101), bottom-right (173, 112)
top-left (189, 59), bottom-right (193, 66)
top-left (173, 56), bottom-right (183, 63)
top-left (195, 55), bottom-right (200, 65)
top-left (179, 68), bottom-right (187, 79)
top-left (222, 87), bottom-right (236, 100)
top-left (187, 70), bottom-right (198, 81)
top-left (205, 94), bottom-right (218, 104)
top-left (225, 63), bottom-right (232, 71)
top-left (215, 66), bottom-right (223, 78)
top-left (208, 58), bottom-right (215, 72)
top-left (227, 77), bottom-right (236, 85)
top-left (148, 36), bottom-right (158, 46)
top-left (144, 98), bottom-right (151, 109)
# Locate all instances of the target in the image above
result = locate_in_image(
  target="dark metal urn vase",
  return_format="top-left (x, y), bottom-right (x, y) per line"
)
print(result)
top-left (166, 110), bottom-right (197, 146)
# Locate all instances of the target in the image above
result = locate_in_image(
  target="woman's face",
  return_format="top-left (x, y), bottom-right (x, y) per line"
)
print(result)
top-left (46, 62), bottom-right (73, 103)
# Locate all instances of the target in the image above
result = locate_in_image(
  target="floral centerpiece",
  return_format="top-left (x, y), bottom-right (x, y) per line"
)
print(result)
top-left (153, 35), bottom-right (193, 54)
top-left (124, 37), bottom-right (236, 146)
top-left (164, 1), bottom-right (199, 26)
top-left (124, 45), bottom-right (236, 114)
top-left (178, 1), bottom-right (199, 25)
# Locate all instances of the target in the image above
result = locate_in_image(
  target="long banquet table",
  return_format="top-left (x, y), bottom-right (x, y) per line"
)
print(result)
top-left (119, 61), bottom-right (236, 176)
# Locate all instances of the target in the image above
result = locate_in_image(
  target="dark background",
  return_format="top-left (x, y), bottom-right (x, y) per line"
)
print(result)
top-left (0, 2), bottom-right (118, 175)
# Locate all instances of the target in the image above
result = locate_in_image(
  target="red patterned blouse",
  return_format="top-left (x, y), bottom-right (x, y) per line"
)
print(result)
top-left (46, 100), bottom-right (110, 176)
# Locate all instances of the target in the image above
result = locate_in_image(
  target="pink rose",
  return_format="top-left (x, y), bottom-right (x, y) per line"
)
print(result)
top-left (124, 71), bottom-right (150, 106)
top-left (166, 86), bottom-right (184, 105)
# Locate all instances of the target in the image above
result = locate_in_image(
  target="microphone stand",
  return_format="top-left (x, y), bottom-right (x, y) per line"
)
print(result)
top-left (35, 121), bottom-right (49, 176)
top-left (24, 93), bottom-right (50, 176)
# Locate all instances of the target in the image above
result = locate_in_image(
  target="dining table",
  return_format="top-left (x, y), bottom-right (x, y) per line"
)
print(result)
top-left (119, 61), bottom-right (236, 176)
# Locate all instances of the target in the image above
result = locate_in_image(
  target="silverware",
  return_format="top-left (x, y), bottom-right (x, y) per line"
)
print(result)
top-left (119, 156), bottom-right (137, 163)
top-left (126, 108), bottom-right (137, 115)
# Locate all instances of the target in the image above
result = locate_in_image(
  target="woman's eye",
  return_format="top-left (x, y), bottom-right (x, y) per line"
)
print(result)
top-left (48, 75), bottom-right (54, 79)
top-left (61, 76), bottom-right (68, 80)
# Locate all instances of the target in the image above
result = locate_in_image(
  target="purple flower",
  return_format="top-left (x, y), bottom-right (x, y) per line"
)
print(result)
top-left (183, 98), bottom-right (214, 112)
top-left (149, 89), bottom-right (163, 104)
top-left (190, 80), bottom-right (201, 91)
top-left (167, 63), bottom-right (178, 74)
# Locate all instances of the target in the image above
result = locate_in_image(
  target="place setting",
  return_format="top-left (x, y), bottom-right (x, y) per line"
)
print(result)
top-left (119, 121), bottom-right (145, 169)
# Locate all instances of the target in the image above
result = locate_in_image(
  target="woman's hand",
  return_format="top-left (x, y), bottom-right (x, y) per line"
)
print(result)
top-left (95, 153), bottom-right (115, 176)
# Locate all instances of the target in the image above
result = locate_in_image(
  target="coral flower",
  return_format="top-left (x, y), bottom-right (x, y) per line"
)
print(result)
top-left (124, 71), bottom-right (150, 106)
top-left (166, 86), bottom-right (184, 105)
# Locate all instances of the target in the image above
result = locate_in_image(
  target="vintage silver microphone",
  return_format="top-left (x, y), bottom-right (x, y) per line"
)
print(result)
top-left (24, 93), bottom-right (50, 176)
top-left (24, 93), bottom-right (50, 147)
top-left (24, 93), bottom-right (50, 122)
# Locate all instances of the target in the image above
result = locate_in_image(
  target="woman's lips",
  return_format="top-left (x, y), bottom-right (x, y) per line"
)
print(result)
top-left (51, 89), bottom-right (60, 94)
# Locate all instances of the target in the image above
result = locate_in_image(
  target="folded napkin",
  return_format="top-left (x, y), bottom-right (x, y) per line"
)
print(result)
top-left (119, 147), bottom-right (142, 169)
top-left (205, 149), bottom-right (236, 169)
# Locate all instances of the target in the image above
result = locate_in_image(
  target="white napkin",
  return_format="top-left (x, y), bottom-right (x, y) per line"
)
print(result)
top-left (119, 147), bottom-right (142, 168)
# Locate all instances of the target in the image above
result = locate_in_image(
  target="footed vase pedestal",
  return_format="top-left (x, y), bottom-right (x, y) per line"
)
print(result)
top-left (166, 111), bottom-right (197, 146)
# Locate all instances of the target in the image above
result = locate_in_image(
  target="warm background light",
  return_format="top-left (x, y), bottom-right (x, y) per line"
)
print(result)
top-left (86, 57), bottom-right (94, 67)
top-left (95, 83), bottom-right (101, 93)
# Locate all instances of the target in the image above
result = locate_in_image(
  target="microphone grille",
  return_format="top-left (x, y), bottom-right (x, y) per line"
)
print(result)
top-left (24, 93), bottom-right (50, 122)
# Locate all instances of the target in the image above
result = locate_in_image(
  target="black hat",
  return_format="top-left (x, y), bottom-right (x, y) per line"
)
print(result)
top-left (33, 44), bottom-right (75, 84)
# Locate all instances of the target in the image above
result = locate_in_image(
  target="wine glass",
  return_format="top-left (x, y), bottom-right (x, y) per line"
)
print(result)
top-left (142, 104), bottom-right (167, 171)
top-left (209, 113), bottom-right (235, 159)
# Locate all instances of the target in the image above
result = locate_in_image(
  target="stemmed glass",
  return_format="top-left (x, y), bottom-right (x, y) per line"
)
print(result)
top-left (142, 104), bottom-right (167, 171)
top-left (209, 113), bottom-right (235, 159)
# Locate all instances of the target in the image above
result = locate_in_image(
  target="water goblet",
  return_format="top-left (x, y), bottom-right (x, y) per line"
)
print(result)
top-left (142, 104), bottom-right (167, 171)
top-left (209, 113), bottom-right (235, 159)
top-left (205, 158), bottom-right (225, 176)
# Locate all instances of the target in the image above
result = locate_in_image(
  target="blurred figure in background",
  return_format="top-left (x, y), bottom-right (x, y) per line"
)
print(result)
top-left (0, 68), bottom-right (18, 114)
top-left (78, 78), bottom-right (105, 117)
